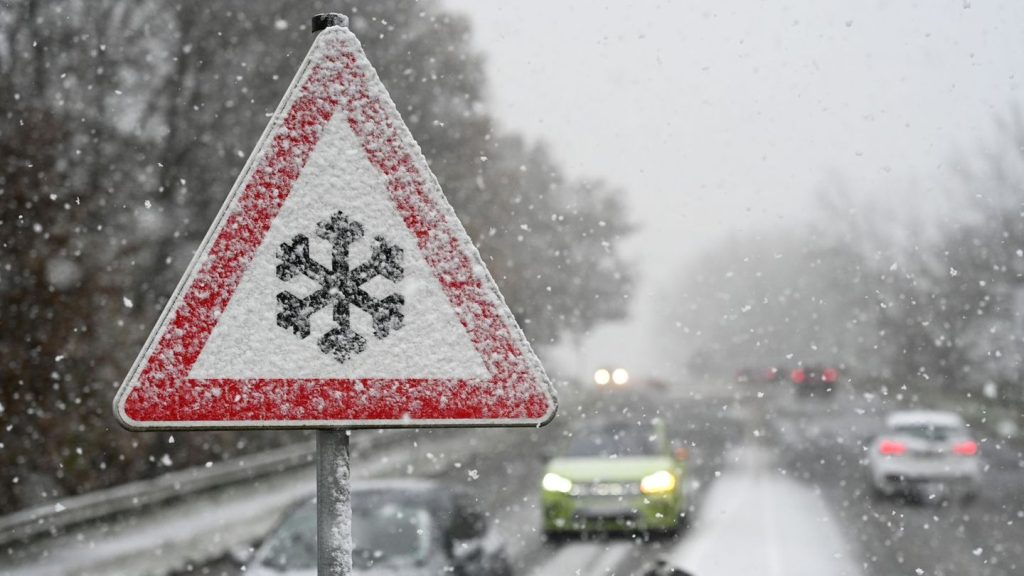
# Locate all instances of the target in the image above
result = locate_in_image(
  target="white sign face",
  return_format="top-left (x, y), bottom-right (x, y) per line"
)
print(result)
top-left (189, 113), bottom-right (489, 382)
top-left (114, 25), bottom-right (556, 430)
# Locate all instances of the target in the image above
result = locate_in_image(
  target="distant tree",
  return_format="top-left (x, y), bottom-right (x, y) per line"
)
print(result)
top-left (666, 106), bottom-right (1024, 409)
top-left (0, 0), bottom-right (632, 512)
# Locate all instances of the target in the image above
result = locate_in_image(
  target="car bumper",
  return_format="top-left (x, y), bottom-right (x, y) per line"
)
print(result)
top-left (541, 492), bottom-right (682, 533)
top-left (871, 458), bottom-right (980, 492)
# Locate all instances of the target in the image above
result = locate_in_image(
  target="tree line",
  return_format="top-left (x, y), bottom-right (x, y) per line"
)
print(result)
top-left (0, 0), bottom-right (633, 513)
top-left (666, 109), bottom-right (1024, 410)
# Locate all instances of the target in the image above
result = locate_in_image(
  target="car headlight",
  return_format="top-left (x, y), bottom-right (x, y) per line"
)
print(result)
top-left (542, 472), bottom-right (573, 493)
top-left (640, 470), bottom-right (676, 494)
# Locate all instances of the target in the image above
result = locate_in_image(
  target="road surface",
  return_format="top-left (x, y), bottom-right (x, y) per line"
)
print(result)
top-left (5, 383), bottom-right (1023, 576)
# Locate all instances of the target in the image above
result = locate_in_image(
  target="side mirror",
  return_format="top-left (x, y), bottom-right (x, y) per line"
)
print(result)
top-left (449, 506), bottom-right (487, 542)
top-left (451, 538), bottom-right (484, 564)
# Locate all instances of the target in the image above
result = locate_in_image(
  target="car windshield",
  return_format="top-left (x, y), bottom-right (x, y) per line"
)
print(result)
top-left (565, 427), bottom-right (661, 457)
top-left (257, 497), bottom-right (434, 571)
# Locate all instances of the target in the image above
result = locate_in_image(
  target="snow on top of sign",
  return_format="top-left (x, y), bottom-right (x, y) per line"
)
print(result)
top-left (114, 25), bottom-right (554, 428)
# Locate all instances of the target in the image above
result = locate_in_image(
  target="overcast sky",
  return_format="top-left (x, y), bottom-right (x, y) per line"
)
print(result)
top-left (442, 0), bottom-right (1024, 381)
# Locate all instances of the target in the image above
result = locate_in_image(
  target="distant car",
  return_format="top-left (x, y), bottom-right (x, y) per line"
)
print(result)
top-left (246, 479), bottom-right (513, 576)
top-left (540, 419), bottom-right (687, 539)
top-left (790, 364), bottom-right (838, 396)
top-left (737, 366), bottom-right (783, 385)
top-left (867, 410), bottom-right (981, 502)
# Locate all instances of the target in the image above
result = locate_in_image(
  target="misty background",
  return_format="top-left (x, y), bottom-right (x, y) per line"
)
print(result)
top-left (3, 0), bottom-right (1024, 522)
top-left (446, 0), bottom-right (1024, 381)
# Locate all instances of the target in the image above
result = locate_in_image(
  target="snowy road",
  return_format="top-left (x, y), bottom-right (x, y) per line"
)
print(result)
top-left (5, 385), bottom-right (1024, 576)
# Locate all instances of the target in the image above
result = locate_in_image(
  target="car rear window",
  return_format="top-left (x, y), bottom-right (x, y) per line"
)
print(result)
top-left (892, 424), bottom-right (961, 441)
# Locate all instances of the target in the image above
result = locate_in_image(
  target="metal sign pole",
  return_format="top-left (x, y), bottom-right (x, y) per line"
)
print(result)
top-left (317, 429), bottom-right (352, 576)
top-left (309, 15), bottom-right (354, 576)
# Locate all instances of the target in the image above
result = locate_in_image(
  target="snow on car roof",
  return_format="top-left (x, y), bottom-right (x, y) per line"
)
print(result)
top-left (885, 410), bottom-right (965, 429)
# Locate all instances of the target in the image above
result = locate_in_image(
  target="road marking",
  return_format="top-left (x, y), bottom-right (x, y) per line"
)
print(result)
top-left (758, 473), bottom-right (784, 576)
top-left (585, 542), bottom-right (633, 574)
top-left (529, 542), bottom-right (602, 576)
top-left (667, 444), bottom-right (863, 576)
top-left (527, 540), bottom-right (633, 576)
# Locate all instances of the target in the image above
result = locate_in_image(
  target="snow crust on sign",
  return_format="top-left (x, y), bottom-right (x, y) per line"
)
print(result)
top-left (114, 25), bottom-right (554, 428)
top-left (189, 111), bottom-right (489, 380)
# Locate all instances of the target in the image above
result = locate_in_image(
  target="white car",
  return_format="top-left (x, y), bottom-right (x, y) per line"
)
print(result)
top-left (867, 410), bottom-right (981, 501)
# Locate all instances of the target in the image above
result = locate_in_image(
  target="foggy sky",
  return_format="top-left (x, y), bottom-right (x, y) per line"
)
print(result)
top-left (443, 0), bottom-right (1024, 381)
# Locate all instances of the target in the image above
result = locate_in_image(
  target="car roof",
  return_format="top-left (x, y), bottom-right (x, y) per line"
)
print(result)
top-left (885, 410), bottom-right (965, 429)
top-left (351, 477), bottom-right (447, 494)
top-left (574, 418), bottom-right (653, 434)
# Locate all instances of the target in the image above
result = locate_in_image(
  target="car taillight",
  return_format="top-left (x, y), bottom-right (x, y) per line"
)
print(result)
top-left (878, 440), bottom-right (906, 456)
top-left (952, 440), bottom-right (978, 456)
top-left (791, 369), bottom-right (805, 384)
top-left (822, 367), bottom-right (838, 383)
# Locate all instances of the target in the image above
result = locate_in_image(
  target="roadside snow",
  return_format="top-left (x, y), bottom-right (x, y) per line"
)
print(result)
top-left (2, 430), bottom-right (517, 576)
top-left (670, 445), bottom-right (862, 576)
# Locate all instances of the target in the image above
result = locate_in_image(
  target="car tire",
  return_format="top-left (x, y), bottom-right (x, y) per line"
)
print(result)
top-left (960, 486), bottom-right (979, 505)
top-left (491, 554), bottom-right (515, 576)
top-left (671, 510), bottom-right (689, 535)
top-left (867, 480), bottom-right (887, 502)
top-left (542, 530), bottom-right (569, 546)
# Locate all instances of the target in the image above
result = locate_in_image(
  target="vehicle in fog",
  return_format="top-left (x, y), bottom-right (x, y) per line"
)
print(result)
top-left (246, 479), bottom-right (513, 576)
top-left (790, 364), bottom-right (839, 397)
top-left (540, 419), bottom-right (686, 539)
top-left (736, 366), bottom-right (784, 384)
top-left (866, 410), bottom-right (981, 502)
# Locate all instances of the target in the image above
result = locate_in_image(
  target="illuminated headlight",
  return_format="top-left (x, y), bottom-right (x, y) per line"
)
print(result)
top-left (640, 470), bottom-right (676, 494)
top-left (542, 472), bottom-right (573, 494)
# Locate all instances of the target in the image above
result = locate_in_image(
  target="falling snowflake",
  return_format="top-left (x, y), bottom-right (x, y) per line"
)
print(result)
top-left (276, 210), bottom-right (405, 364)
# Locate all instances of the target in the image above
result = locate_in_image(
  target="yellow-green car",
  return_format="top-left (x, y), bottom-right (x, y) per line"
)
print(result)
top-left (540, 419), bottom-right (686, 539)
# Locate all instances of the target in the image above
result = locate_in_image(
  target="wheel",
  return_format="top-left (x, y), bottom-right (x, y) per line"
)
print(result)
top-left (959, 483), bottom-right (979, 505)
top-left (490, 553), bottom-right (515, 576)
top-left (668, 510), bottom-right (689, 536)
top-left (542, 529), bottom-right (570, 546)
top-left (868, 481), bottom-right (887, 502)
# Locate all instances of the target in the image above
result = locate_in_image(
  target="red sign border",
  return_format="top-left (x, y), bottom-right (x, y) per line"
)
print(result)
top-left (114, 28), bottom-right (556, 430)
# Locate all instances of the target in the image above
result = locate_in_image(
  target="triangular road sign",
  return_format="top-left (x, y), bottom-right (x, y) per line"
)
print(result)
top-left (114, 24), bottom-right (555, 430)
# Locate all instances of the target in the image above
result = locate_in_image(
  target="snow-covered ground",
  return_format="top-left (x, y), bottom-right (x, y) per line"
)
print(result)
top-left (670, 445), bottom-right (861, 576)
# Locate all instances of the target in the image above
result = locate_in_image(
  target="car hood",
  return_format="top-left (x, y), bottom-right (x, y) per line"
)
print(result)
top-left (546, 456), bottom-right (676, 481)
top-left (247, 565), bottom-right (439, 576)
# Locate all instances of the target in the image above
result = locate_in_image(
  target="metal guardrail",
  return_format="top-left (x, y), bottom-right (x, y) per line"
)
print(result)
top-left (0, 441), bottom-right (316, 547)
top-left (0, 428), bottom-right (460, 548)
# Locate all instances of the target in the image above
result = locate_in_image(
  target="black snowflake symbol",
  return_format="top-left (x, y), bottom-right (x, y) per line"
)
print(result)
top-left (275, 211), bottom-right (404, 365)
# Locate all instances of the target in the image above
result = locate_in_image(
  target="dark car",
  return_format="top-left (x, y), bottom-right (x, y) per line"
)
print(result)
top-left (790, 364), bottom-right (839, 396)
top-left (246, 479), bottom-right (513, 576)
top-left (736, 366), bottom-right (784, 384)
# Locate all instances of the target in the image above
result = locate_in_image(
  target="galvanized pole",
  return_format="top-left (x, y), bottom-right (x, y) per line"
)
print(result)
top-left (317, 429), bottom-right (352, 576)
top-left (310, 15), bottom-right (353, 576)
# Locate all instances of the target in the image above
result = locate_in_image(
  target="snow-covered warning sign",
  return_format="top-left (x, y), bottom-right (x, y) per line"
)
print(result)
top-left (114, 24), bottom-right (555, 430)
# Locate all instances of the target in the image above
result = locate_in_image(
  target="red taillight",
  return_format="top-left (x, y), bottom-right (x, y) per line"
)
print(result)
top-left (791, 369), bottom-right (806, 384)
top-left (952, 441), bottom-right (978, 456)
top-left (822, 368), bottom-right (838, 383)
top-left (878, 440), bottom-right (906, 456)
